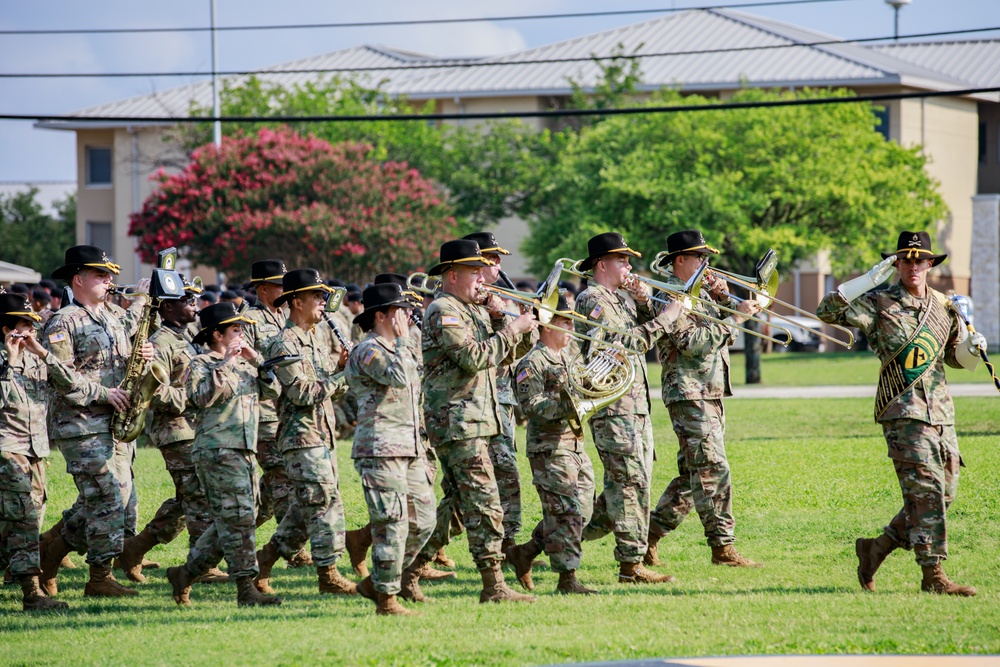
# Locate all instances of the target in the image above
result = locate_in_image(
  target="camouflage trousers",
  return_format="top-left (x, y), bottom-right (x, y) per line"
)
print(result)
top-left (354, 456), bottom-right (436, 595)
top-left (584, 414), bottom-right (655, 564)
top-left (185, 448), bottom-right (259, 579)
top-left (255, 432), bottom-right (294, 527)
top-left (0, 452), bottom-right (43, 576)
top-left (141, 441), bottom-right (214, 549)
top-left (419, 437), bottom-right (505, 567)
top-left (526, 449), bottom-right (596, 573)
top-left (271, 445), bottom-right (346, 568)
top-left (56, 434), bottom-right (131, 565)
top-left (650, 400), bottom-right (735, 547)
top-left (425, 447), bottom-right (465, 541)
top-left (881, 419), bottom-right (961, 567)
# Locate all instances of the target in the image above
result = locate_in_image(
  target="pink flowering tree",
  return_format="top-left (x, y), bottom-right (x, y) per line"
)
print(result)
top-left (129, 127), bottom-right (455, 284)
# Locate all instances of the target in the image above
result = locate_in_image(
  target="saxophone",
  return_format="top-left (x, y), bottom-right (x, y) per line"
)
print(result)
top-left (111, 296), bottom-right (168, 442)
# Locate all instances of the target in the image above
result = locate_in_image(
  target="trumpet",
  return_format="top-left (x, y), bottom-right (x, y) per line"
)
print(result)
top-left (557, 258), bottom-right (791, 346)
top-left (651, 249), bottom-right (855, 349)
top-left (108, 283), bottom-right (147, 299)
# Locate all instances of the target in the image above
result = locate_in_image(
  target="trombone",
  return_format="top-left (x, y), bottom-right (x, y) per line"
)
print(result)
top-left (557, 257), bottom-right (792, 347)
top-left (405, 270), bottom-right (645, 351)
top-left (651, 249), bottom-right (855, 349)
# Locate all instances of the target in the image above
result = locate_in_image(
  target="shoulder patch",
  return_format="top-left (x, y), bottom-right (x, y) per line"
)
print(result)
top-left (516, 368), bottom-right (529, 383)
top-left (363, 348), bottom-right (378, 366)
top-left (589, 304), bottom-right (604, 319)
top-left (441, 315), bottom-right (460, 327)
top-left (48, 332), bottom-right (67, 344)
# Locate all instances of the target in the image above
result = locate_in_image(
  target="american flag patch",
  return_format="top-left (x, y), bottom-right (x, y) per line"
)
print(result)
top-left (363, 348), bottom-right (377, 366)
top-left (516, 368), bottom-right (529, 383)
top-left (589, 304), bottom-right (604, 319)
top-left (441, 315), bottom-right (459, 327)
top-left (48, 332), bottom-right (66, 343)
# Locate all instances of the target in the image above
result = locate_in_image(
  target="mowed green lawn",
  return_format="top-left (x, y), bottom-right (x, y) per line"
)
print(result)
top-left (2, 397), bottom-right (998, 665)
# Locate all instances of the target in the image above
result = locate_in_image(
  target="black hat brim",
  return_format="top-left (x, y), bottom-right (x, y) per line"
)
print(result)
top-left (191, 314), bottom-right (255, 345)
top-left (273, 285), bottom-right (334, 308)
top-left (577, 247), bottom-right (642, 272)
top-left (427, 258), bottom-right (493, 277)
top-left (242, 277), bottom-right (285, 290)
top-left (881, 251), bottom-right (948, 267)
top-left (354, 297), bottom-right (413, 331)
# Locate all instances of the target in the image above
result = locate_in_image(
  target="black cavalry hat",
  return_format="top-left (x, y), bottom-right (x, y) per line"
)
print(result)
top-left (881, 231), bottom-right (948, 267)
top-left (274, 268), bottom-right (335, 308)
top-left (374, 273), bottom-right (420, 302)
top-left (242, 259), bottom-right (287, 290)
top-left (462, 231), bottom-right (510, 255)
top-left (0, 292), bottom-right (42, 325)
top-left (192, 302), bottom-right (254, 345)
top-left (578, 232), bottom-right (642, 272)
top-left (657, 229), bottom-right (721, 266)
top-left (427, 239), bottom-right (495, 276)
top-left (52, 245), bottom-right (121, 280)
top-left (355, 283), bottom-right (414, 331)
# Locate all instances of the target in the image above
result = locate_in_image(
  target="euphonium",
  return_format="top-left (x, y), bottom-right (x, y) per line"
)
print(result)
top-left (111, 296), bottom-right (168, 442)
top-left (567, 327), bottom-right (636, 423)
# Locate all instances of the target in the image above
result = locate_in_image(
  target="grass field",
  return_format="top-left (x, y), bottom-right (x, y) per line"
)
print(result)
top-left (646, 352), bottom-right (996, 388)
top-left (2, 396), bottom-right (998, 666)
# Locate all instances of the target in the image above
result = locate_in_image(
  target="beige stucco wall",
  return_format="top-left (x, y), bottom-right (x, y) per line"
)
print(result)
top-left (75, 129), bottom-right (115, 264)
top-left (436, 95), bottom-right (545, 131)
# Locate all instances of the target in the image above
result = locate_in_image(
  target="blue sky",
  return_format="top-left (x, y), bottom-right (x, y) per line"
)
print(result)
top-left (1, 0), bottom-right (998, 182)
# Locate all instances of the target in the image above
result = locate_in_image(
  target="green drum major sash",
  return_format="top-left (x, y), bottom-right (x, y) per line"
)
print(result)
top-left (875, 292), bottom-right (952, 420)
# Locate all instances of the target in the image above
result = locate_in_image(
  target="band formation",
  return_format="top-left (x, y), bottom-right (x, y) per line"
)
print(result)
top-left (0, 227), bottom-right (987, 615)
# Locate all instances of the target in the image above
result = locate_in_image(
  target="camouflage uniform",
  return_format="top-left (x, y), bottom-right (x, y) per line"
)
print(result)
top-left (818, 283), bottom-right (964, 566)
top-left (649, 267), bottom-right (741, 547)
top-left (266, 321), bottom-right (349, 567)
top-left (417, 293), bottom-right (519, 568)
top-left (43, 302), bottom-right (141, 564)
top-left (0, 349), bottom-right (78, 576)
top-left (492, 355), bottom-right (524, 543)
top-left (242, 303), bottom-right (291, 525)
top-left (574, 283), bottom-right (674, 563)
top-left (181, 350), bottom-right (278, 578)
top-left (139, 323), bottom-right (214, 548)
top-left (515, 342), bottom-right (596, 573)
top-left (346, 332), bottom-right (435, 594)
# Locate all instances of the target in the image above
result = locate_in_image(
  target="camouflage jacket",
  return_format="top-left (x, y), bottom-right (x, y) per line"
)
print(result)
top-left (494, 310), bottom-right (534, 407)
top-left (185, 350), bottom-right (279, 452)
top-left (242, 303), bottom-right (287, 427)
top-left (817, 283), bottom-right (961, 424)
top-left (42, 301), bottom-right (142, 441)
top-left (422, 292), bottom-right (518, 445)
top-left (268, 320), bottom-right (347, 452)
top-left (0, 349), bottom-right (80, 456)
top-left (653, 266), bottom-right (739, 404)
top-left (574, 282), bottom-right (671, 418)
top-left (147, 323), bottom-right (201, 447)
top-left (346, 332), bottom-right (423, 459)
top-left (515, 342), bottom-right (584, 455)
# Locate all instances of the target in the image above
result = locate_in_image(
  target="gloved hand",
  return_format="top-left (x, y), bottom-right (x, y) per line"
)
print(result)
top-left (969, 332), bottom-right (987, 353)
top-left (837, 256), bottom-right (897, 303)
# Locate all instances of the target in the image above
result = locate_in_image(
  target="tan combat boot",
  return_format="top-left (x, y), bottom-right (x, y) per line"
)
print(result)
top-left (479, 561), bottom-right (536, 603)
top-left (84, 562), bottom-right (138, 597)
top-left (711, 545), bottom-right (762, 568)
top-left (377, 591), bottom-right (418, 616)
top-left (254, 541), bottom-right (281, 594)
top-left (414, 560), bottom-right (456, 581)
top-left (432, 549), bottom-right (455, 569)
top-left (504, 540), bottom-right (542, 591)
top-left (855, 534), bottom-right (897, 592)
top-left (644, 533), bottom-right (662, 567)
top-left (118, 525), bottom-right (159, 583)
top-left (60, 555), bottom-right (77, 569)
top-left (921, 564), bottom-right (977, 597)
top-left (317, 565), bottom-right (357, 595)
top-left (20, 575), bottom-right (69, 611)
top-left (39, 533), bottom-right (73, 597)
top-left (345, 524), bottom-right (372, 578)
top-left (286, 548), bottom-right (313, 569)
top-left (196, 566), bottom-right (230, 584)
top-left (166, 565), bottom-right (195, 606)
top-left (618, 561), bottom-right (676, 584)
top-left (357, 575), bottom-right (377, 601)
top-left (400, 558), bottom-right (429, 602)
top-left (556, 570), bottom-right (598, 595)
top-left (236, 576), bottom-right (282, 607)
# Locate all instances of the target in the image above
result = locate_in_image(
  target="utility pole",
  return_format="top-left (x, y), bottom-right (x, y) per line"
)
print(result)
top-left (211, 0), bottom-right (221, 147)
top-left (885, 0), bottom-right (912, 41)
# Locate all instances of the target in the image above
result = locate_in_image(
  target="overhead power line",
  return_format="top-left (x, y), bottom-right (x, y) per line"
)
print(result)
top-left (7, 86), bottom-right (999, 125)
top-left (0, 0), bottom-right (849, 36)
top-left (2, 25), bottom-right (997, 79)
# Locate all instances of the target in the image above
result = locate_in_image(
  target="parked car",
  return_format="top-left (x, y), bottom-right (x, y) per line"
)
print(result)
top-left (771, 315), bottom-right (825, 352)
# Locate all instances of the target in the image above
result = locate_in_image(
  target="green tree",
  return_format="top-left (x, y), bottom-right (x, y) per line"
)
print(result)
top-left (523, 88), bottom-right (947, 382)
top-left (0, 188), bottom-right (76, 281)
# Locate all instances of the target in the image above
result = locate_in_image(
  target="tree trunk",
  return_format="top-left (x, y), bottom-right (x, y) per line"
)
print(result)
top-left (744, 318), bottom-right (762, 384)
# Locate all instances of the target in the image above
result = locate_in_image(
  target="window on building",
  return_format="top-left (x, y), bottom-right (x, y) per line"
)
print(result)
top-left (86, 221), bottom-right (113, 255)
top-left (873, 106), bottom-right (890, 140)
top-left (85, 146), bottom-right (112, 187)
top-left (979, 123), bottom-right (988, 164)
